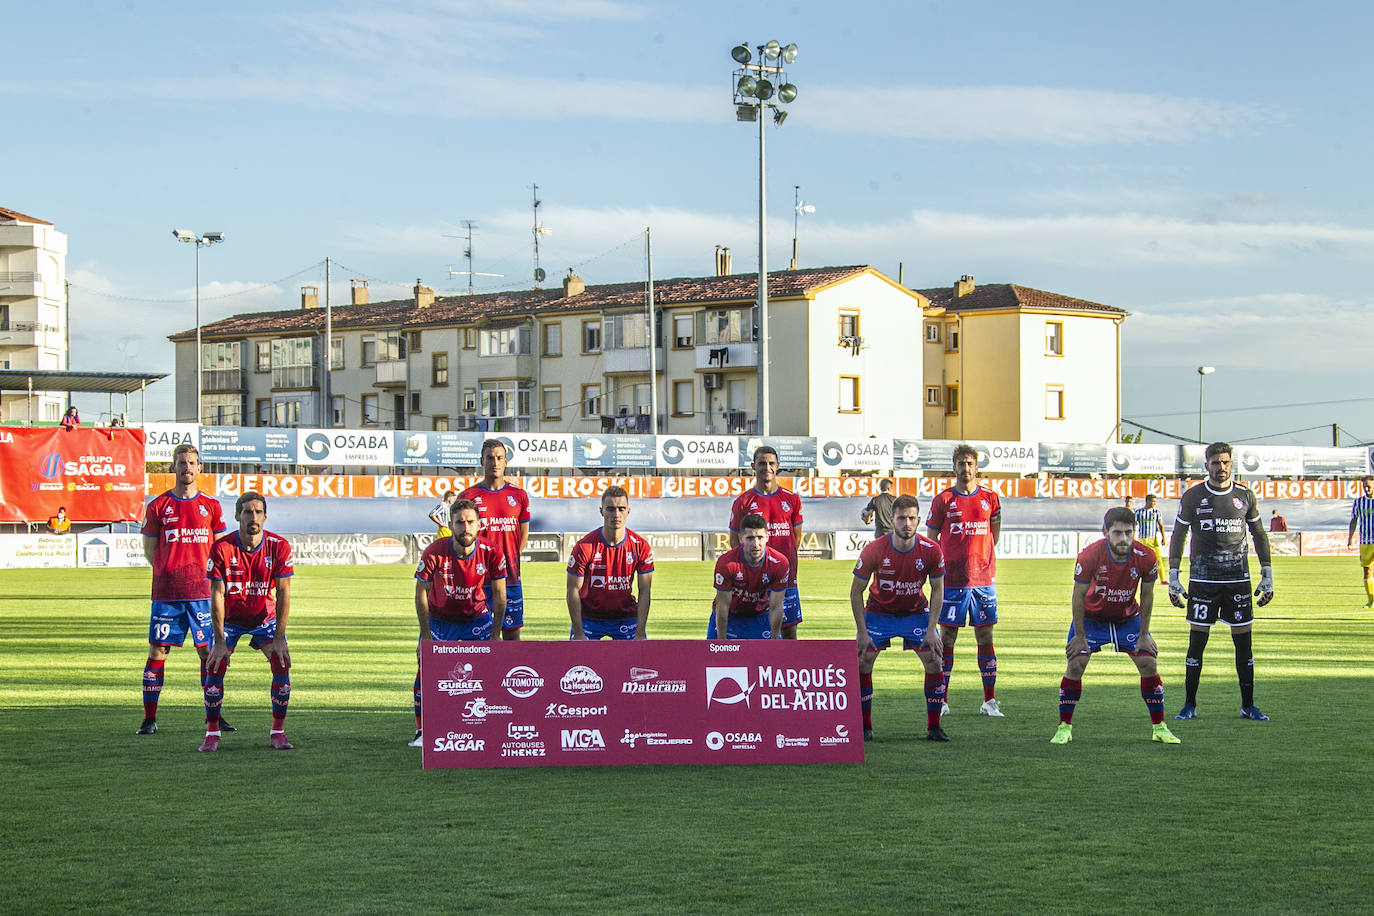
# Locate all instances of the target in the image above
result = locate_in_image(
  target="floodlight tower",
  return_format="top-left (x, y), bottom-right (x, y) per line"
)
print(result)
top-left (172, 229), bottom-right (226, 424)
top-left (731, 39), bottom-right (798, 437)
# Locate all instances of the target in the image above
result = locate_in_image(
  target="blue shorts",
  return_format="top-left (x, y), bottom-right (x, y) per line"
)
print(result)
top-left (706, 609), bottom-right (775, 640)
top-left (223, 617), bottom-right (279, 651)
top-left (1068, 616), bottom-right (1149, 655)
top-left (939, 586), bottom-right (998, 627)
top-left (781, 586), bottom-right (803, 628)
top-left (148, 599), bottom-right (212, 648)
top-left (865, 611), bottom-right (934, 651)
top-left (575, 617), bottom-right (638, 641)
top-left (484, 583), bottom-right (524, 631)
top-left (428, 615), bottom-right (494, 642)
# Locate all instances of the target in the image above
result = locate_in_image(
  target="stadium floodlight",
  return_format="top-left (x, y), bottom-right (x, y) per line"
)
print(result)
top-left (728, 40), bottom-right (799, 437)
top-left (1197, 366), bottom-right (1216, 443)
top-left (173, 228), bottom-right (227, 424)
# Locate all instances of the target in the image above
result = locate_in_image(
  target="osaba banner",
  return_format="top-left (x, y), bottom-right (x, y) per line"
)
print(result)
top-left (0, 428), bottom-right (145, 523)
top-left (420, 640), bottom-right (863, 769)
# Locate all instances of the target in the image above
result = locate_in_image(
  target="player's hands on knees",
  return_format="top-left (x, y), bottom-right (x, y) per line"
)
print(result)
top-left (1136, 632), bottom-right (1157, 656)
top-left (1167, 568), bottom-right (1188, 608)
top-left (856, 633), bottom-right (877, 657)
top-left (1066, 634), bottom-right (1090, 659)
top-left (922, 629), bottom-right (943, 657)
top-left (207, 641), bottom-right (231, 671)
top-left (1255, 566), bottom-right (1275, 606)
top-left (268, 637), bottom-right (290, 667)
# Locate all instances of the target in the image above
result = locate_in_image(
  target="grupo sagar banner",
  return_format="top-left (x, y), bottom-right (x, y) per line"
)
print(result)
top-left (419, 640), bottom-right (863, 769)
top-left (0, 427), bottom-right (145, 523)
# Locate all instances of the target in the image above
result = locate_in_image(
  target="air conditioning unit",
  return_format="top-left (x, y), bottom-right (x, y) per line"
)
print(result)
top-left (703, 372), bottom-right (723, 390)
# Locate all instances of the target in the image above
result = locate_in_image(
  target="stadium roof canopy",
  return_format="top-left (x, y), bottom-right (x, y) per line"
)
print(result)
top-left (0, 369), bottom-right (167, 394)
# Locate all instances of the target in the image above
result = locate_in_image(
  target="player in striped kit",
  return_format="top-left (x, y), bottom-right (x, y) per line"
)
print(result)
top-left (1134, 493), bottom-right (1166, 570)
top-left (1346, 477), bottom-right (1374, 608)
top-left (459, 439), bottom-right (531, 639)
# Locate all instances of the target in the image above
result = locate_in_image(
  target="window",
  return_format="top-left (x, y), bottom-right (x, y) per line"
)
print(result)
top-left (361, 336), bottom-right (376, 367)
top-left (361, 394), bottom-right (379, 426)
top-left (410, 392), bottom-right (421, 414)
top-left (432, 415), bottom-right (449, 431)
top-left (201, 394), bottom-right (243, 426)
top-left (839, 375), bottom-right (860, 412)
top-left (200, 341), bottom-right (244, 392)
top-left (1045, 321), bottom-right (1063, 356)
top-left (330, 336), bottom-right (344, 370)
top-left (478, 380), bottom-right (533, 431)
top-left (673, 380), bottom-right (693, 418)
top-left (462, 328), bottom-right (477, 350)
top-left (925, 323), bottom-right (941, 343)
top-left (256, 399), bottom-right (271, 426)
top-left (673, 314), bottom-right (693, 348)
top-left (542, 322), bottom-right (562, 357)
top-left (1046, 384), bottom-right (1065, 419)
top-left (582, 320), bottom-right (601, 353)
top-left (925, 386), bottom-right (941, 406)
top-left (945, 324), bottom-right (959, 352)
top-left (581, 383), bottom-right (602, 418)
top-left (480, 325), bottom-right (531, 356)
top-left (462, 388), bottom-right (476, 412)
top-left (271, 338), bottom-right (317, 389)
top-left (331, 396), bottom-right (344, 426)
top-left (838, 310), bottom-right (860, 342)
top-left (273, 399), bottom-right (303, 426)
top-left (255, 340), bottom-right (271, 372)
top-left (945, 385), bottom-right (959, 415)
top-left (543, 386), bottom-right (562, 420)
top-left (603, 313), bottom-right (648, 350)
top-left (432, 352), bottom-right (449, 387)
top-left (696, 308), bottom-right (753, 345)
top-left (407, 331), bottom-right (422, 352)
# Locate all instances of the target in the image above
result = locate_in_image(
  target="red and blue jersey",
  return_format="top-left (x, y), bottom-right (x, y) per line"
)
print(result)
top-left (458, 483), bottom-right (531, 583)
top-left (853, 534), bottom-right (945, 616)
top-left (415, 536), bottom-right (507, 622)
top-left (206, 531), bottom-right (293, 626)
top-left (925, 486), bottom-right (1000, 587)
top-left (729, 486), bottom-right (803, 587)
top-left (1074, 538), bottom-right (1158, 622)
top-left (567, 529), bottom-right (655, 620)
top-left (142, 491), bottom-right (226, 601)
top-left (714, 545), bottom-right (790, 617)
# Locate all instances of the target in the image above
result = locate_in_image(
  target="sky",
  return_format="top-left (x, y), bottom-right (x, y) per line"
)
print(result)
top-left (5, 0), bottom-right (1374, 445)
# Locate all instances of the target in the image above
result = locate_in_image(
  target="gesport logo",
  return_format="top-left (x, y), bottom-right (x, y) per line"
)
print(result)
top-left (303, 433), bottom-right (331, 461)
top-left (705, 666), bottom-right (753, 707)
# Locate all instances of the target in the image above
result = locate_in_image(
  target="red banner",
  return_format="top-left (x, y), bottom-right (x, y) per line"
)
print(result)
top-left (420, 640), bottom-right (863, 769)
top-left (0, 427), bottom-right (146, 523)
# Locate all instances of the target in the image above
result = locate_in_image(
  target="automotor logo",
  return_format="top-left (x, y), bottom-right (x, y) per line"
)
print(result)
top-left (706, 666), bottom-right (753, 707)
top-left (303, 433), bottom-right (330, 461)
top-left (503, 665), bottom-right (545, 698)
top-left (39, 453), bottom-right (63, 478)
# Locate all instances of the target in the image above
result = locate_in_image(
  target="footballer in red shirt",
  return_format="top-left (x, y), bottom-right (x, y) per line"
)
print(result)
top-left (200, 491), bottom-right (295, 752)
top-left (136, 443), bottom-right (227, 736)
top-left (1051, 507), bottom-right (1179, 746)
top-left (851, 494), bottom-right (948, 742)
top-left (710, 513), bottom-right (790, 640)
top-left (729, 446), bottom-right (804, 638)
top-left (925, 444), bottom-right (1004, 718)
top-left (566, 486), bottom-right (655, 640)
top-left (458, 438), bottom-right (530, 640)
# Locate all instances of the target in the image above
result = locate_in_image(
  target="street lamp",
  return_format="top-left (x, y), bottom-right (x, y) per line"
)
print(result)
top-left (731, 40), bottom-right (798, 437)
top-left (173, 229), bottom-right (226, 424)
top-left (1197, 366), bottom-right (1215, 443)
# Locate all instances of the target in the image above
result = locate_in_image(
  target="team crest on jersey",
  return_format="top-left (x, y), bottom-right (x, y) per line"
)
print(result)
top-left (507, 495), bottom-right (517, 507)
top-left (1074, 562), bottom-right (1083, 576)
top-left (1130, 568), bottom-right (1139, 579)
top-left (1233, 497), bottom-right (1244, 510)
top-left (476, 562), bottom-right (487, 575)
top-left (781, 500), bottom-right (791, 512)
top-left (199, 505), bottom-right (208, 517)
top-left (627, 552), bottom-right (636, 563)
top-left (915, 559), bottom-right (925, 571)
top-left (762, 574), bottom-right (771, 584)
top-left (1200, 498), bottom-right (1209, 506)
top-left (980, 500), bottom-right (990, 511)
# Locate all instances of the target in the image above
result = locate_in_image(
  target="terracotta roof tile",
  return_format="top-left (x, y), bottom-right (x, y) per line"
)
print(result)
top-left (0, 206), bottom-right (54, 226)
top-left (916, 282), bottom-right (1126, 317)
top-left (171, 265), bottom-right (884, 341)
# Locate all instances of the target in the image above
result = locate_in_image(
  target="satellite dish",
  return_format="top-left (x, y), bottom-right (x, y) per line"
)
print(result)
top-left (534, 267), bottom-right (546, 283)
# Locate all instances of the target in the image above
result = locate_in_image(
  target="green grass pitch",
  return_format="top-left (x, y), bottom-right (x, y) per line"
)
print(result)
top-left (1, 556), bottom-right (1371, 914)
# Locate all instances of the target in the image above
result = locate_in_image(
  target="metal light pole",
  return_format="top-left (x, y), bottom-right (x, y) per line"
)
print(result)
top-left (1197, 365), bottom-right (1215, 442)
top-left (732, 40), bottom-right (798, 438)
top-left (173, 229), bottom-right (225, 423)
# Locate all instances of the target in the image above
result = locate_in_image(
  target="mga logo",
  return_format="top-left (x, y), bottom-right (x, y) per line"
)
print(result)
top-left (560, 728), bottom-right (605, 750)
top-left (560, 665), bottom-right (604, 695)
top-left (705, 667), bottom-right (753, 707)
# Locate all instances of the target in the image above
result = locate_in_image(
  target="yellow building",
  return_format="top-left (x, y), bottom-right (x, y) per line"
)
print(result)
top-left (919, 275), bottom-right (1127, 444)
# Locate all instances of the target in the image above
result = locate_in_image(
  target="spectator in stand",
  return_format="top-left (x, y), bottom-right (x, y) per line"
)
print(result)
top-left (47, 507), bottom-right (71, 534)
top-left (60, 406), bottom-right (80, 431)
top-left (1269, 510), bottom-right (1288, 533)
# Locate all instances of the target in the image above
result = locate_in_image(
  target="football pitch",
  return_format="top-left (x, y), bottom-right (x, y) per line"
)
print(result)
top-left (1, 556), bottom-right (1370, 914)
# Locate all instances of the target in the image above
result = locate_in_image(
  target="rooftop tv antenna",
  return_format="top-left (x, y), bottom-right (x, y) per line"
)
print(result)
top-left (445, 220), bottom-right (503, 295)
top-left (531, 183), bottom-right (551, 287)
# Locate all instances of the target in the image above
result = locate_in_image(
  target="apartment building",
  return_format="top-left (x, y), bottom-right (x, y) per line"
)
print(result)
top-left (0, 207), bottom-right (68, 423)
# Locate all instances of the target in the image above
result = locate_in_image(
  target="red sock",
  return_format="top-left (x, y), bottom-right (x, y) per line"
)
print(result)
top-left (859, 672), bottom-right (874, 729)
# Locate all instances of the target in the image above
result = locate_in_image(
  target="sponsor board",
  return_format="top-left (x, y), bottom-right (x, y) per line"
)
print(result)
top-left (995, 531), bottom-right (1081, 559)
top-left (640, 531), bottom-right (703, 561)
top-left (574, 435), bottom-right (659, 468)
top-left (420, 640), bottom-right (862, 769)
top-left (76, 533), bottom-right (149, 568)
top-left (817, 437), bottom-right (894, 472)
top-left (1107, 444), bottom-right (1178, 476)
top-left (1038, 443), bottom-right (1108, 475)
top-left (296, 428), bottom-right (395, 467)
top-left (656, 435), bottom-right (740, 469)
top-left (832, 530), bottom-right (876, 561)
top-left (736, 436), bottom-right (817, 469)
top-left (143, 423), bottom-right (200, 463)
top-left (1299, 532), bottom-right (1360, 557)
top-left (394, 431), bottom-right (485, 468)
top-left (200, 426), bottom-right (296, 464)
top-left (0, 534), bottom-right (77, 569)
top-left (279, 533), bottom-right (416, 566)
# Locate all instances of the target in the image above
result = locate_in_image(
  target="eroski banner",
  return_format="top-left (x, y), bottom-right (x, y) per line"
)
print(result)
top-left (419, 640), bottom-right (863, 769)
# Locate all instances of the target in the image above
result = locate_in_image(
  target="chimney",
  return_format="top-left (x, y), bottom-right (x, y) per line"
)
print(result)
top-left (414, 278), bottom-right (434, 310)
top-left (562, 269), bottom-right (585, 297)
top-left (350, 278), bottom-right (369, 306)
top-left (301, 285), bottom-right (319, 310)
top-left (714, 245), bottom-right (733, 277)
top-left (954, 274), bottom-right (975, 298)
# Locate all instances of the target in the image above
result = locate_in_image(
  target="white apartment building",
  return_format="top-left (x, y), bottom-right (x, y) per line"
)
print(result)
top-left (0, 207), bottom-right (68, 423)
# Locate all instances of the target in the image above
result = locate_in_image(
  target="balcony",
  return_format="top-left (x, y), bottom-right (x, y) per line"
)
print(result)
top-left (0, 226), bottom-right (42, 248)
top-left (272, 365), bottom-right (318, 390)
top-left (0, 272), bottom-right (43, 298)
top-left (695, 342), bottom-right (758, 370)
top-left (602, 345), bottom-right (664, 375)
top-left (476, 352), bottom-right (536, 379)
top-left (201, 367), bottom-right (245, 392)
top-left (0, 319), bottom-right (61, 348)
top-left (374, 358), bottom-right (407, 387)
